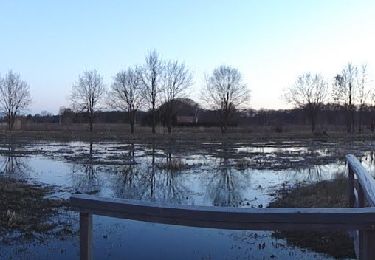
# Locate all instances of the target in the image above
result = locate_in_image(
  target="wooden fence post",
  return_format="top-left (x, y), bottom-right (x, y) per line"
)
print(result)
top-left (359, 230), bottom-right (375, 260)
top-left (348, 165), bottom-right (355, 208)
top-left (80, 212), bottom-right (92, 260)
top-left (357, 182), bottom-right (366, 208)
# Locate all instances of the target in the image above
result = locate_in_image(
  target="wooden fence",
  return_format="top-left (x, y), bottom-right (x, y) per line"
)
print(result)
top-left (70, 154), bottom-right (375, 260)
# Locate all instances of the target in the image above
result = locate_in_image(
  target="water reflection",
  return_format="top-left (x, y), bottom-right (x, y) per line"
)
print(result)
top-left (0, 141), bottom-right (30, 177)
top-left (1, 140), bottom-right (360, 259)
top-left (109, 143), bottom-right (189, 205)
top-left (71, 141), bottom-right (101, 194)
top-left (208, 143), bottom-right (250, 207)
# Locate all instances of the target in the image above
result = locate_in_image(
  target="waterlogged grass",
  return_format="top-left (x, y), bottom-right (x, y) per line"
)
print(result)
top-left (269, 176), bottom-right (356, 259)
top-left (2, 125), bottom-right (375, 143)
top-left (156, 158), bottom-right (187, 171)
top-left (0, 177), bottom-right (74, 244)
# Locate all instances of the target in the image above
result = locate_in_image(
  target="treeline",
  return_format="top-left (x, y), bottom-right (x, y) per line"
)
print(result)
top-left (69, 50), bottom-right (249, 134)
top-left (0, 50), bottom-right (250, 134)
top-left (1, 52), bottom-right (374, 134)
top-left (285, 63), bottom-right (374, 133)
top-left (18, 102), bottom-right (375, 133)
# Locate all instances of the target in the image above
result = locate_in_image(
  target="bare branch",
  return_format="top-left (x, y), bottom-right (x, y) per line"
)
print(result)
top-left (161, 60), bottom-right (193, 133)
top-left (284, 72), bottom-right (327, 132)
top-left (109, 67), bottom-right (143, 134)
top-left (71, 70), bottom-right (106, 132)
top-left (201, 65), bottom-right (250, 133)
top-left (0, 71), bottom-right (31, 130)
top-left (138, 50), bottom-right (163, 133)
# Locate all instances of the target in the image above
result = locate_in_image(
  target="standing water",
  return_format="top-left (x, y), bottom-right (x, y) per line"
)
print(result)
top-left (1, 140), bottom-right (372, 259)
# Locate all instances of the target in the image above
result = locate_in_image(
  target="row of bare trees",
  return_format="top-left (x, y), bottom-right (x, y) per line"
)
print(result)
top-left (5, 60), bottom-right (375, 135)
top-left (285, 62), bottom-right (371, 133)
top-left (71, 51), bottom-right (193, 134)
top-left (71, 50), bottom-right (250, 134)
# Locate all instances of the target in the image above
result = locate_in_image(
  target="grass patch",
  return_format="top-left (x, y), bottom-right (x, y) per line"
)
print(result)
top-left (0, 177), bottom-right (73, 244)
top-left (235, 158), bottom-right (251, 170)
top-left (157, 158), bottom-right (186, 171)
top-left (269, 176), bottom-right (356, 259)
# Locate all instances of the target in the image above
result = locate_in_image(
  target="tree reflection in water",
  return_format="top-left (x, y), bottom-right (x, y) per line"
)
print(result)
top-left (208, 142), bottom-right (249, 207)
top-left (0, 141), bottom-right (30, 177)
top-left (110, 142), bottom-right (189, 205)
top-left (71, 141), bottom-right (101, 194)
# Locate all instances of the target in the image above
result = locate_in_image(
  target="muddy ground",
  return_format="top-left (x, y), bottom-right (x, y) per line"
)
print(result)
top-left (0, 177), bottom-right (75, 244)
top-left (269, 176), bottom-right (355, 258)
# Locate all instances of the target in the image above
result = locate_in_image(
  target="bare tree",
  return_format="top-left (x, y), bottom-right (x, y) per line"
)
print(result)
top-left (139, 50), bottom-right (163, 134)
top-left (162, 60), bottom-right (193, 133)
top-left (110, 67), bottom-right (143, 134)
top-left (357, 64), bottom-right (369, 132)
top-left (202, 65), bottom-right (250, 133)
top-left (285, 73), bottom-right (328, 132)
top-left (332, 63), bottom-right (358, 133)
top-left (71, 70), bottom-right (106, 132)
top-left (0, 71), bottom-right (31, 130)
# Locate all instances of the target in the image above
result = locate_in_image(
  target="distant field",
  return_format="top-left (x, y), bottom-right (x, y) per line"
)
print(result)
top-left (1, 123), bottom-right (374, 142)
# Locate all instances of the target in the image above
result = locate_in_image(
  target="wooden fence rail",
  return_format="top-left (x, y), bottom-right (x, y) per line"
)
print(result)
top-left (346, 154), bottom-right (375, 259)
top-left (70, 154), bottom-right (375, 260)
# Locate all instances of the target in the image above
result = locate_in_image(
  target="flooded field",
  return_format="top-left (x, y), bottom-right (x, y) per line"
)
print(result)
top-left (1, 139), bottom-right (375, 259)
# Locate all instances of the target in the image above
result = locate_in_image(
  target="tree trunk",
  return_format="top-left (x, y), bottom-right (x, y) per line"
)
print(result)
top-left (151, 96), bottom-right (156, 134)
top-left (152, 108), bottom-right (156, 134)
top-left (167, 108), bottom-right (172, 134)
top-left (7, 111), bottom-right (12, 131)
top-left (309, 108), bottom-right (316, 133)
top-left (129, 110), bottom-right (135, 134)
top-left (349, 83), bottom-right (354, 133)
top-left (221, 114), bottom-right (227, 134)
top-left (346, 106), bottom-right (351, 133)
top-left (351, 106), bottom-right (355, 133)
top-left (130, 121), bottom-right (135, 134)
top-left (311, 115), bottom-right (316, 133)
top-left (8, 116), bottom-right (11, 131)
top-left (89, 111), bottom-right (93, 132)
top-left (359, 106), bottom-right (362, 133)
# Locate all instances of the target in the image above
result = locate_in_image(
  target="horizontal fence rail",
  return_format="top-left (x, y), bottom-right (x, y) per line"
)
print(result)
top-left (70, 194), bottom-right (375, 231)
top-left (70, 154), bottom-right (375, 260)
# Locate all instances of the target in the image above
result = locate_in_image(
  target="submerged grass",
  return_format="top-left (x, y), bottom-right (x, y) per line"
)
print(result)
top-left (268, 176), bottom-right (355, 259)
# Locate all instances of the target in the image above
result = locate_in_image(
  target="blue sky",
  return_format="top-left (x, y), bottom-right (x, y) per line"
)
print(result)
top-left (0, 0), bottom-right (374, 113)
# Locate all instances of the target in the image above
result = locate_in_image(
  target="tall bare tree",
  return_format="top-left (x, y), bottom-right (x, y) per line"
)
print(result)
top-left (285, 73), bottom-right (328, 132)
top-left (139, 50), bottom-right (163, 134)
top-left (71, 70), bottom-right (106, 132)
top-left (110, 67), bottom-right (142, 134)
top-left (202, 65), bottom-right (250, 133)
top-left (332, 63), bottom-right (358, 133)
top-left (357, 64), bottom-right (368, 132)
top-left (162, 60), bottom-right (193, 133)
top-left (0, 71), bottom-right (31, 130)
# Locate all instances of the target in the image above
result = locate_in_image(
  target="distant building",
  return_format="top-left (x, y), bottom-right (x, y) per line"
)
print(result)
top-left (176, 116), bottom-right (196, 125)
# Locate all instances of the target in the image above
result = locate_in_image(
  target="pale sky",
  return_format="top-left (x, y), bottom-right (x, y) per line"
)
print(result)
top-left (0, 0), bottom-right (375, 114)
